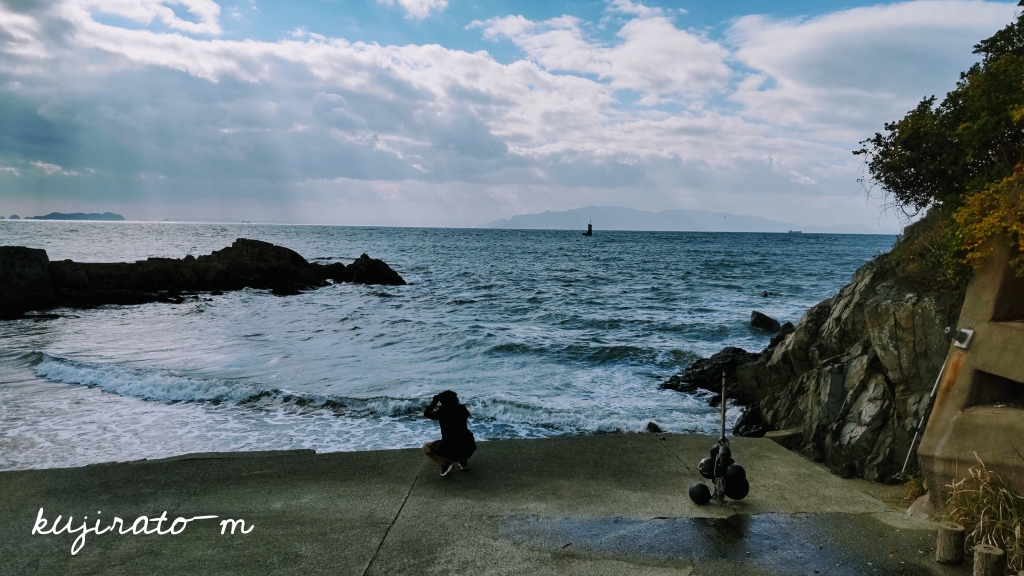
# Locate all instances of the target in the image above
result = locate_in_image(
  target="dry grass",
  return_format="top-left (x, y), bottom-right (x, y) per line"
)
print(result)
top-left (945, 456), bottom-right (1024, 572)
top-left (904, 476), bottom-right (926, 501)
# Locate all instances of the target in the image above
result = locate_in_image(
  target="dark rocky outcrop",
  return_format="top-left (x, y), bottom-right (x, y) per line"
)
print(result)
top-left (0, 247), bottom-right (59, 315)
top-left (1, 239), bottom-right (406, 318)
top-left (348, 253), bottom-right (408, 286)
top-left (664, 211), bottom-right (965, 483)
top-left (660, 346), bottom-right (762, 404)
top-left (750, 310), bottom-right (781, 333)
top-left (660, 321), bottom-right (796, 406)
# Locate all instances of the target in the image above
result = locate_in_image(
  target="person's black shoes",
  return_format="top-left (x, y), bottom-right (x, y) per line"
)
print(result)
top-left (458, 461), bottom-right (469, 471)
top-left (440, 462), bottom-right (454, 476)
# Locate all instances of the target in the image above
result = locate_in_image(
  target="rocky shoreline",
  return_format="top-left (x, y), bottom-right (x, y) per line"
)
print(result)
top-left (0, 238), bottom-right (405, 319)
top-left (661, 212), bottom-right (965, 483)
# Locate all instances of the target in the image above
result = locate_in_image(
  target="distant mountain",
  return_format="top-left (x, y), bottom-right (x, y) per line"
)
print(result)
top-left (28, 212), bottom-right (125, 221)
top-left (482, 206), bottom-right (896, 234)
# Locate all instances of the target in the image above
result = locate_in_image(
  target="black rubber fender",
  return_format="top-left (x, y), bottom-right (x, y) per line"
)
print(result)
top-left (725, 464), bottom-right (746, 484)
top-left (725, 477), bottom-right (749, 500)
top-left (689, 482), bottom-right (712, 505)
top-left (698, 457), bottom-right (714, 479)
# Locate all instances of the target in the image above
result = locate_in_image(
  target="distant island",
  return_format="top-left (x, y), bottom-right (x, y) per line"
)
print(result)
top-left (27, 212), bottom-right (125, 221)
top-left (482, 206), bottom-right (897, 234)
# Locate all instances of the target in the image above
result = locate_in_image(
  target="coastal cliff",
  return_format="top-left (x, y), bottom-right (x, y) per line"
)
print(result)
top-left (669, 212), bottom-right (967, 482)
top-left (0, 238), bottom-right (405, 319)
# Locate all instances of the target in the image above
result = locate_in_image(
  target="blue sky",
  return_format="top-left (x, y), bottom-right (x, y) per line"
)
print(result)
top-left (220, 1), bottom-right (885, 54)
top-left (0, 0), bottom-right (1020, 227)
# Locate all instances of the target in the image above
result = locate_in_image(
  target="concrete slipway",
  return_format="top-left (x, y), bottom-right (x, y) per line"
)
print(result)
top-left (0, 434), bottom-right (973, 575)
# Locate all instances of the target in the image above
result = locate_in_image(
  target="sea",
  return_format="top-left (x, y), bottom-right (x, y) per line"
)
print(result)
top-left (0, 221), bottom-right (896, 471)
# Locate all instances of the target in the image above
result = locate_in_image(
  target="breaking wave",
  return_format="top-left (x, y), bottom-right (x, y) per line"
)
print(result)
top-left (29, 353), bottom-right (732, 438)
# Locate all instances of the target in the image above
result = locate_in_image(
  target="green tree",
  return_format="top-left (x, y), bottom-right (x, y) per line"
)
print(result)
top-left (856, 2), bottom-right (1024, 212)
top-left (856, 3), bottom-right (1024, 277)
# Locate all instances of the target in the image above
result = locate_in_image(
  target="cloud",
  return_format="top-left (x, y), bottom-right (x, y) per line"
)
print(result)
top-left (0, 0), bottom-right (1018, 228)
top-left (376, 0), bottom-right (447, 20)
top-left (606, 0), bottom-right (664, 18)
top-left (31, 160), bottom-right (65, 174)
top-left (727, 1), bottom-right (1019, 136)
top-left (78, 0), bottom-right (222, 35)
top-left (476, 13), bottom-right (731, 102)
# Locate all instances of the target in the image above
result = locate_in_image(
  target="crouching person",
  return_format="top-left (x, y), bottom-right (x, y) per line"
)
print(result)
top-left (422, 390), bottom-right (477, 476)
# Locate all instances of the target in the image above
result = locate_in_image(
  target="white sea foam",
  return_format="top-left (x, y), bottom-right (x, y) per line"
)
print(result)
top-left (34, 355), bottom-right (266, 403)
top-left (1, 354), bottom-right (742, 471)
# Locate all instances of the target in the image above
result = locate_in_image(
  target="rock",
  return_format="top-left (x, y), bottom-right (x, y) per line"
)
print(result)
top-left (347, 253), bottom-right (406, 286)
top-left (645, 421), bottom-right (663, 433)
top-left (48, 238), bottom-right (326, 304)
top-left (906, 494), bottom-right (935, 520)
top-left (1, 239), bottom-right (407, 316)
top-left (766, 322), bottom-right (796, 350)
top-left (665, 210), bottom-right (965, 484)
top-left (824, 373), bottom-right (893, 478)
top-left (863, 425), bottom-right (896, 483)
top-left (863, 283), bottom-right (954, 393)
top-left (764, 428), bottom-right (802, 449)
top-left (660, 346), bottom-right (761, 404)
top-left (750, 310), bottom-right (782, 332)
top-left (733, 406), bottom-right (767, 437)
top-left (814, 364), bottom-right (848, 429)
top-left (0, 247), bottom-right (57, 318)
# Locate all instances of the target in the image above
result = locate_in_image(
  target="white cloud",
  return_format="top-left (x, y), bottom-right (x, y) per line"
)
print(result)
top-left (477, 14), bottom-right (731, 102)
top-left (376, 0), bottom-right (448, 20)
top-left (77, 0), bottom-right (222, 35)
top-left (0, 0), bottom-right (1018, 228)
top-left (727, 1), bottom-right (1019, 135)
top-left (0, 2), bottom-right (49, 59)
top-left (31, 161), bottom-right (77, 175)
top-left (606, 0), bottom-right (664, 18)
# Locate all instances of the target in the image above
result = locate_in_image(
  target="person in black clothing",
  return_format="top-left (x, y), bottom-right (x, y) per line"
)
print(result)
top-left (422, 390), bottom-right (476, 476)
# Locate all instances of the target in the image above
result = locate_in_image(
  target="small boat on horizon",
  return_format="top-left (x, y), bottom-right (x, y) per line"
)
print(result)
top-left (788, 230), bottom-right (802, 234)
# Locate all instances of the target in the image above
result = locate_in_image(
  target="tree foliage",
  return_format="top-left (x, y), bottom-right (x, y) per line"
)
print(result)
top-left (954, 172), bottom-right (1024, 275)
top-left (856, 3), bottom-right (1024, 275)
top-left (856, 3), bottom-right (1024, 211)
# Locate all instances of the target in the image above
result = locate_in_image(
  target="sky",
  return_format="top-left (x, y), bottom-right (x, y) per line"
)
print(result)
top-left (0, 0), bottom-right (1020, 227)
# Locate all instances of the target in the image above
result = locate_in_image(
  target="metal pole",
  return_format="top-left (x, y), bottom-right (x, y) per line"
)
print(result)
top-left (721, 371), bottom-right (727, 441)
top-left (898, 355), bottom-right (949, 477)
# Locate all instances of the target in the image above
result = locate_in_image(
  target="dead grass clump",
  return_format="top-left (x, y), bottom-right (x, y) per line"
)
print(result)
top-left (945, 456), bottom-right (1024, 572)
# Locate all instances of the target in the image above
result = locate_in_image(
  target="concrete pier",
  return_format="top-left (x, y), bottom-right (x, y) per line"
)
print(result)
top-left (0, 434), bottom-right (967, 575)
